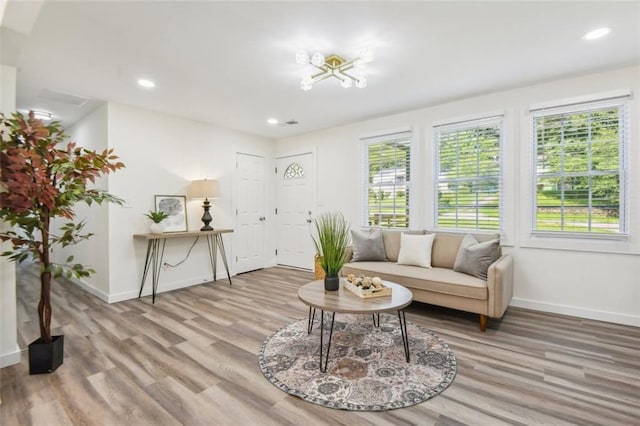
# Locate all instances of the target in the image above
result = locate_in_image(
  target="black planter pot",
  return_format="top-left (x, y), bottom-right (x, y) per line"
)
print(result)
top-left (28, 335), bottom-right (64, 375)
top-left (324, 276), bottom-right (340, 291)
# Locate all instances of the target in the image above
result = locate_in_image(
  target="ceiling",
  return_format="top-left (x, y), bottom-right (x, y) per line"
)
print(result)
top-left (4, 1), bottom-right (639, 139)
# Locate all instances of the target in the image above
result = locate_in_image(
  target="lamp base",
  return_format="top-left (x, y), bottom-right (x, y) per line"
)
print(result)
top-left (200, 199), bottom-right (214, 231)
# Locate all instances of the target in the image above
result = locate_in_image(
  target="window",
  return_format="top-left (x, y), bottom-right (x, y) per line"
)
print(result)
top-left (434, 116), bottom-right (503, 231)
top-left (532, 97), bottom-right (628, 235)
top-left (362, 131), bottom-right (412, 228)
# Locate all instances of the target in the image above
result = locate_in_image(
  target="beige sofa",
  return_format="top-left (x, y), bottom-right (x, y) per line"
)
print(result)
top-left (341, 230), bottom-right (513, 331)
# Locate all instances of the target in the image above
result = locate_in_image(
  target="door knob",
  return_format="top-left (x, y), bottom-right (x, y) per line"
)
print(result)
top-left (306, 218), bottom-right (312, 223)
top-left (259, 217), bottom-right (266, 221)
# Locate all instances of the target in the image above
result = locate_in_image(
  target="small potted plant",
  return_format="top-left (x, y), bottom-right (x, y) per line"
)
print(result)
top-left (145, 210), bottom-right (170, 234)
top-left (311, 212), bottom-right (350, 291)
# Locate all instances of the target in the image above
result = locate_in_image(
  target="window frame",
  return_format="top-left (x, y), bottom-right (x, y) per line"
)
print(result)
top-left (433, 115), bottom-right (504, 232)
top-left (530, 97), bottom-right (629, 238)
top-left (361, 130), bottom-right (414, 229)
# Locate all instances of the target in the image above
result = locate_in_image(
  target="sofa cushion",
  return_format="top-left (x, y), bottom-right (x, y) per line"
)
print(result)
top-left (382, 230), bottom-right (425, 262)
top-left (397, 233), bottom-right (435, 268)
top-left (342, 262), bottom-right (488, 300)
top-left (453, 238), bottom-right (500, 280)
top-left (351, 228), bottom-right (386, 261)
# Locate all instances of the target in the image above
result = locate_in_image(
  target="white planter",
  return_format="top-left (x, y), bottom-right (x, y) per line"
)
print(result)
top-left (150, 222), bottom-right (165, 234)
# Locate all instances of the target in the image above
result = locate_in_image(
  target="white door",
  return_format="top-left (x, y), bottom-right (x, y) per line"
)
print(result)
top-left (276, 153), bottom-right (315, 269)
top-left (235, 153), bottom-right (265, 274)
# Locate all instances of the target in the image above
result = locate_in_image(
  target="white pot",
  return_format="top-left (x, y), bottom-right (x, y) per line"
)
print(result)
top-left (150, 222), bottom-right (165, 234)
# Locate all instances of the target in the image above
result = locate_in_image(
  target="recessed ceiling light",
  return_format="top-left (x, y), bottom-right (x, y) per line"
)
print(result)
top-left (267, 118), bottom-right (279, 125)
top-left (137, 79), bottom-right (155, 88)
top-left (582, 27), bottom-right (611, 40)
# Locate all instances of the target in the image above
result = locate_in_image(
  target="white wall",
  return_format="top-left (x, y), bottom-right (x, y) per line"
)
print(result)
top-left (276, 66), bottom-right (640, 326)
top-left (106, 103), bottom-right (275, 301)
top-left (0, 63), bottom-right (20, 367)
top-left (52, 104), bottom-right (111, 300)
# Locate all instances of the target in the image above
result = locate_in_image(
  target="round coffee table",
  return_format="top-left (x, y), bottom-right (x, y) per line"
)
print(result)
top-left (297, 279), bottom-right (413, 372)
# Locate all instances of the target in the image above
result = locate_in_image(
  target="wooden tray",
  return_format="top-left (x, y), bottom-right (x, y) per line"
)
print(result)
top-left (344, 280), bottom-right (392, 298)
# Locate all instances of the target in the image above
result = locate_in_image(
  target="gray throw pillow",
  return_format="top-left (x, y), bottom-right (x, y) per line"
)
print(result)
top-left (351, 228), bottom-right (386, 262)
top-left (453, 238), bottom-right (500, 280)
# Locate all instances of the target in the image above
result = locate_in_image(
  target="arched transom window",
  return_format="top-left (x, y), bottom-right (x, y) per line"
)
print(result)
top-left (284, 163), bottom-right (304, 179)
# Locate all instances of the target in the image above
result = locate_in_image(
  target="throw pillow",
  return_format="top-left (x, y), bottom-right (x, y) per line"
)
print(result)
top-left (453, 238), bottom-right (500, 280)
top-left (453, 234), bottom-right (478, 269)
top-left (351, 228), bottom-right (386, 262)
top-left (397, 233), bottom-right (436, 268)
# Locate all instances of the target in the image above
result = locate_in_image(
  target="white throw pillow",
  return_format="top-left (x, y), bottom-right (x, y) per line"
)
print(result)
top-left (397, 233), bottom-right (435, 268)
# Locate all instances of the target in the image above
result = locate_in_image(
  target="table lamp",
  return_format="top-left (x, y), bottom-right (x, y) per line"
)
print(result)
top-left (188, 179), bottom-right (219, 231)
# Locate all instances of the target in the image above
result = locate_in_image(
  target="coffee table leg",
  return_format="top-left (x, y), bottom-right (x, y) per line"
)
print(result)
top-left (372, 312), bottom-right (380, 328)
top-left (319, 310), bottom-right (336, 373)
top-left (307, 307), bottom-right (316, 334)
top-left (398, 310), bottom-right (410, 362)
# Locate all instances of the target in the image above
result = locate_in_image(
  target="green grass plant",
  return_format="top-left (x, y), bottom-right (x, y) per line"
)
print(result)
top-left (312, 212), bottom-right (350, 277)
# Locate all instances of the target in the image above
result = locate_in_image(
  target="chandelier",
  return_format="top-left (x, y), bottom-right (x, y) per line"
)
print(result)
top-left (296, 48), bottom-right (373, 91)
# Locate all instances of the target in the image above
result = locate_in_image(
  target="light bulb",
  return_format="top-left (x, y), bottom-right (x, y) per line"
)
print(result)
top-left (340, 78), bottom-right (353, 88)
top-left (311, 52), bottom-right (325, 67)
top-left (300, 76), bottom-right (313, 91)
top-left (355, 77), bottom-right (367, 89)
top-left (295, 51), bottom-right (309, 64)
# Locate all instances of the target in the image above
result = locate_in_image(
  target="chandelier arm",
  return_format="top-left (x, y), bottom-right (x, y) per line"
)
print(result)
top-left (339, 70), bottom-right (358, 82)
top-left (338, 58), bottom-right (357, 72)
top-left (312, 73), bottom-right (334, 83)
top-left (309, 62), bottom-right (329, 73)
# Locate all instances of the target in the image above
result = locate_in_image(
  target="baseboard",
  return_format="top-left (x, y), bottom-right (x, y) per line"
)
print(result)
top-left (107, 274), bottom-right (229, 303)
top-left (0, 345), bottom-right (21, 368)
top-left (68, 278), bottom-right (110, 303)
top-left (510, 297), bottom-right (640, 327)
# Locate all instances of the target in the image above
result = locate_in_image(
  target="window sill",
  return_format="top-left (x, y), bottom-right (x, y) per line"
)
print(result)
top-left (531, 230), bottom-right (629, 241)
top-left (521, 232), bottom-right (640, 256)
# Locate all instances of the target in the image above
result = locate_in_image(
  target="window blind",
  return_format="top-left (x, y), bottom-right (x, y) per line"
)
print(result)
top-left (362, 131), bottom-right (412, 228)
top-left (434, 116), bottom-right (503, 231)
top-left (532, 97), bottom-right (628, 234)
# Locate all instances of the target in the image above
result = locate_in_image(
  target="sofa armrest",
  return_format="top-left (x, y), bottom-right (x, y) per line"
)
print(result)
top-left (486, 254), bottom-right (513, 318)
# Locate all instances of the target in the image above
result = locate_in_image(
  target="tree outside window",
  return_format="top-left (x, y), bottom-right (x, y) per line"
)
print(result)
top-left (533, 101), bottom-right (626, 234)
top-left (363, 132), bottom-right (412, 228)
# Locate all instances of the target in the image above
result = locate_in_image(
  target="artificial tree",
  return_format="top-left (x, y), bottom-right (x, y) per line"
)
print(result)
top-left (0, 111), bottom-right (124, 351)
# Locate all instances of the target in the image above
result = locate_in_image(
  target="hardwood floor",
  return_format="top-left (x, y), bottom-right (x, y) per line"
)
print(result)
top-left (1, 265), bottom-right (639, 425)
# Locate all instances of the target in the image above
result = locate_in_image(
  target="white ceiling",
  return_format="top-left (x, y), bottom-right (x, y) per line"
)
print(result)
top-left (7, 1), bottom-right (640, 139)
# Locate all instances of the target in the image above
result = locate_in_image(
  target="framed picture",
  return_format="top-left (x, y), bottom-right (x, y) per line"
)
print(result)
top-left (154, 195), bottom-right (188, 232)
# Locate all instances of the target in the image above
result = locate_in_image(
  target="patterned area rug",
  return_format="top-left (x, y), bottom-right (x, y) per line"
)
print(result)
top-left (259, 314), bottom-right (457, 411)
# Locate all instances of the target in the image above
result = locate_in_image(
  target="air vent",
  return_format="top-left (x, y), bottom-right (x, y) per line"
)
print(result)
top-left (283, 120), bottom-right (299, 126)
top-left (39, 89), bottom-right (90, 108)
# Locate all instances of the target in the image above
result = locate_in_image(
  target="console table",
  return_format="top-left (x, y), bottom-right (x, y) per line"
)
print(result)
top-left (133, 229), bottom-right (233, 303)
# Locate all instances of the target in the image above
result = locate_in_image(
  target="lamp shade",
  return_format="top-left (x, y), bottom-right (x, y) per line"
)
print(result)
top-left (188, 179), bottom-right (219, 199)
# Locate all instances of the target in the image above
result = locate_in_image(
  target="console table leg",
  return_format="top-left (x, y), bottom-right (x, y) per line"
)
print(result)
top-left (206, 235), bottom-right (216, 281)
top-left (319, 311), bottom-right (336, 373)
top-left (216, 234), bottom-right (232, 285)
top-left (138, 240), bottom-right (153, 298)
top-left (151, 239), bottom-right (166, 304)
top-left (398, 310), bottom-right (410, 362)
